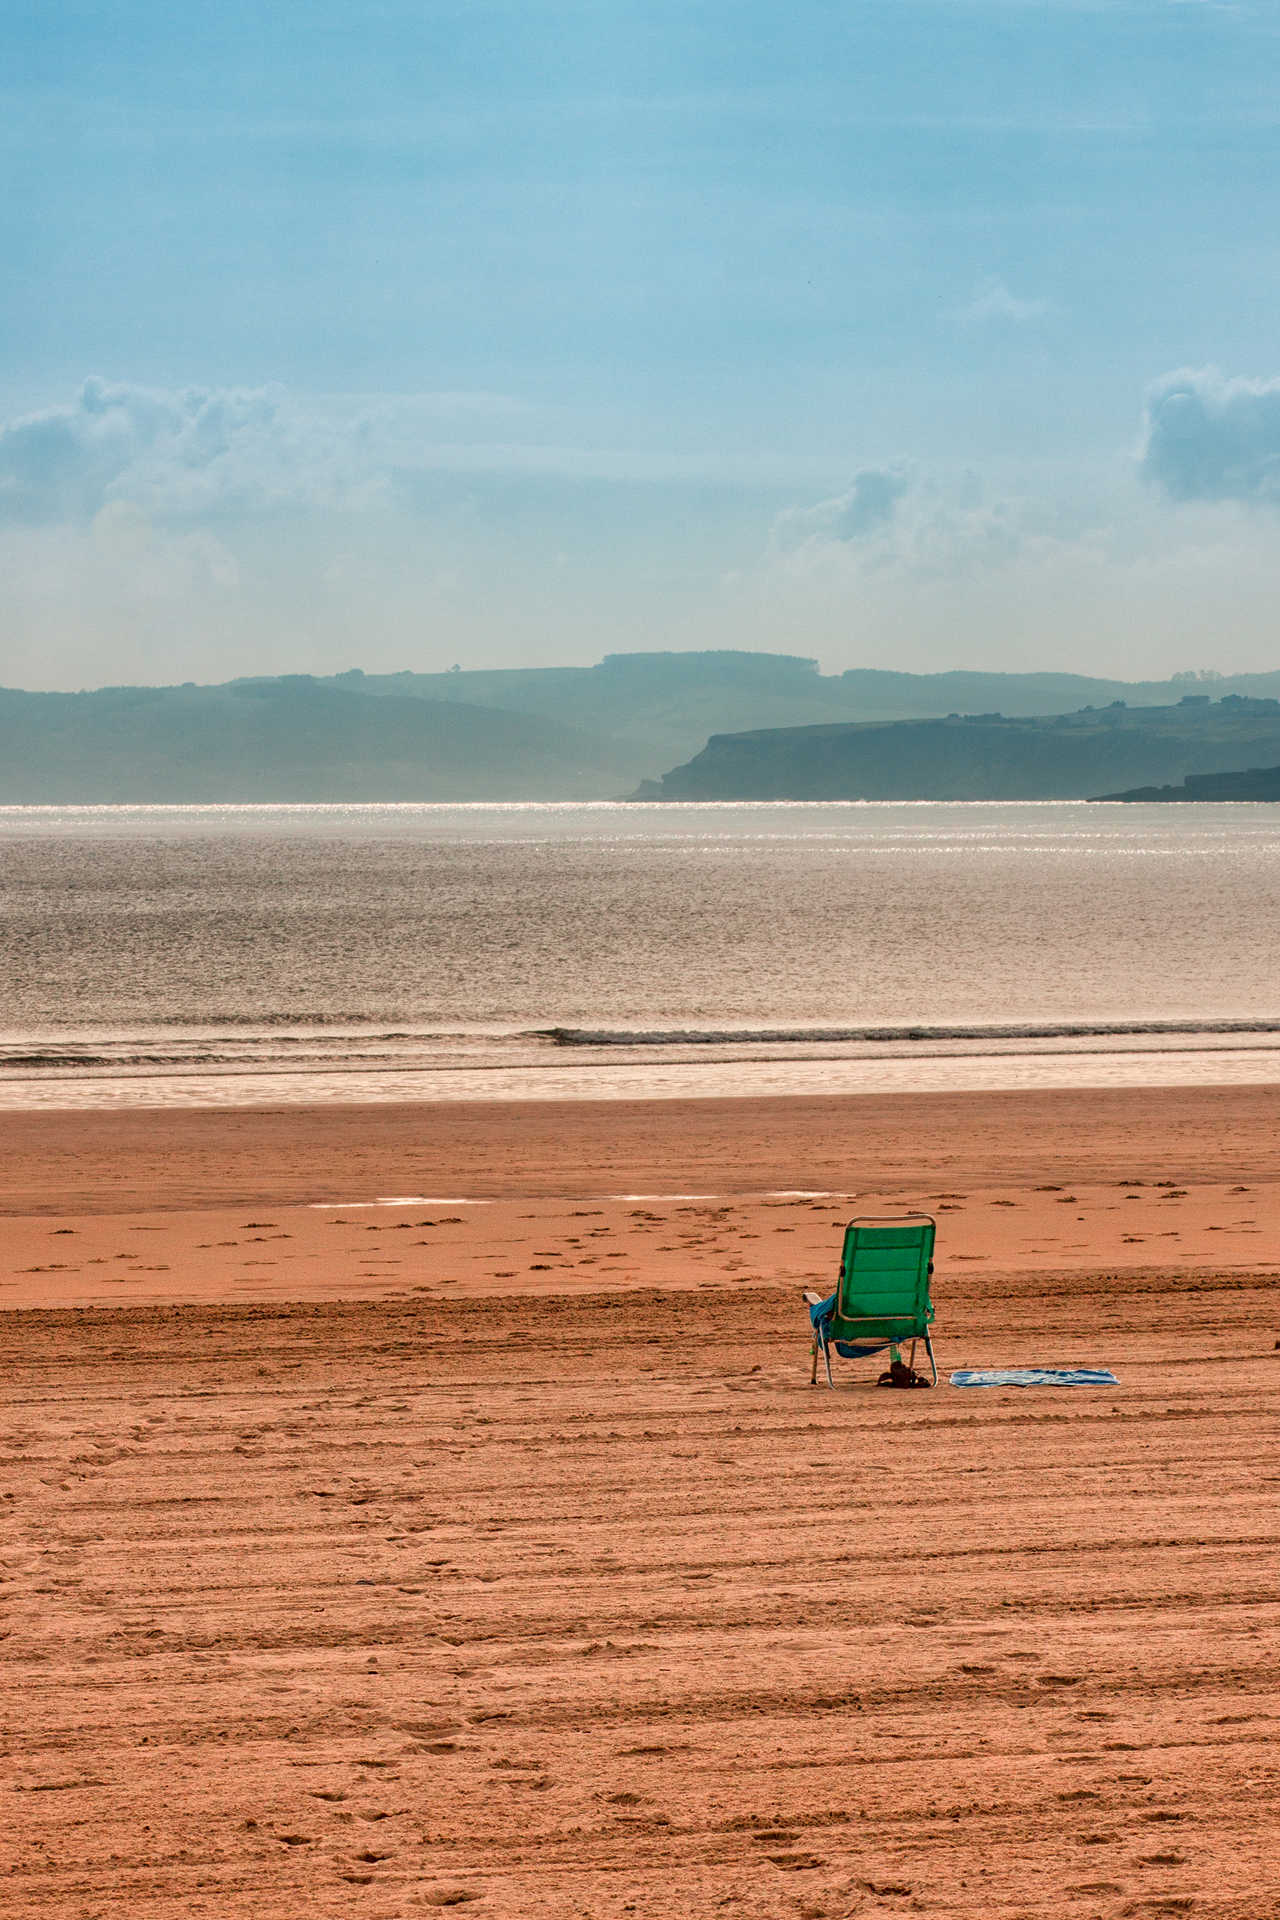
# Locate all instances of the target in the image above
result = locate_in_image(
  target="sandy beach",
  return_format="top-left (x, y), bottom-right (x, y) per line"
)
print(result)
top-left (4, 1085), bottom-right (1279, 1917)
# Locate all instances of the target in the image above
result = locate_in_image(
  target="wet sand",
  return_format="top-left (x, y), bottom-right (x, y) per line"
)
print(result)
top-left (4, 1086), bottom-right (1280, 1917)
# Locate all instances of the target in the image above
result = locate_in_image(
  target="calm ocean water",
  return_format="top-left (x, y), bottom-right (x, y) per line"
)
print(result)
top-left (2, 800), bottom-right (1279, 1107)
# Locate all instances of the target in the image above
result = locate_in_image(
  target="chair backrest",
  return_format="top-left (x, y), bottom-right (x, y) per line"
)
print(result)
top-left (831, 1216), bottom-right (935, 1342)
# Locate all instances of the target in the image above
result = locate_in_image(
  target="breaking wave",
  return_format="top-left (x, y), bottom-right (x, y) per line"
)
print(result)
top-left (543, 1019), bottom-right (1280, 1048)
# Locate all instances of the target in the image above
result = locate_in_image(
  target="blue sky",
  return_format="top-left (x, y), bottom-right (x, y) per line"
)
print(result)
top-left (5, 1), bottom-right (1280, 688)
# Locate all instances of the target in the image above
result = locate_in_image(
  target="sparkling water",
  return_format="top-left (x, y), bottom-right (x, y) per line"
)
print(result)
top-left (2, 800), bottom-right (1278, 1106)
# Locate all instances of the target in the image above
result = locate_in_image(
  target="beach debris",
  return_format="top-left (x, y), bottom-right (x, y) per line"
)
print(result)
top-left (878, 1358), bottom-right (933, 1388)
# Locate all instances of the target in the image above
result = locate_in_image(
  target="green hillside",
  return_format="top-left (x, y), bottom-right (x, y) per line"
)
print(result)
top-left (643, 696), bottom-right (1280, 802)
top-left (0, 679), bottom-right (633, 802)
top-left (313, 655), bottom-right (1280, 778)
top-left (5, 655), bottom-right (1280, 802)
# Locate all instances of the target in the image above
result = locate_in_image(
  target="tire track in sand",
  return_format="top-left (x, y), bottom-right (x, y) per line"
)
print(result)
top-left (3, 1270), bottom-right (1279, 1918)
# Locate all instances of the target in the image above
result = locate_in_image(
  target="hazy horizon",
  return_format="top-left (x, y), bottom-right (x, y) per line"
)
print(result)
top-left (6, 4), bottom-right (1280, 692)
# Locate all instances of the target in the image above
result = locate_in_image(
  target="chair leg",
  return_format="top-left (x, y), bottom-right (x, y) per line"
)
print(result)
top-left (822, 1334), bottom-right (834, 1389)
top-left (809, 1335), bottom-right (819, 1386)
top-left (922, 1328), bottom-right (938, 1386)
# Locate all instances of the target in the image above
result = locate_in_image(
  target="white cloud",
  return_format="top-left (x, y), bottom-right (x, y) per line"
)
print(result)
top-left (0, 377), bottom-right (282, 524)
top-left (737, 446), bottom-right (1280, 679)
top-left (770, 469), bottom-right (1054, 581)
top-left (772, 467), bottom-right (910, 550)
top-left (957, 277), bottom-right (1052, 325)
top-left (1140, 365), bottom-right (1280, 503)
top-left (0, 376), bottom-right (541, 526)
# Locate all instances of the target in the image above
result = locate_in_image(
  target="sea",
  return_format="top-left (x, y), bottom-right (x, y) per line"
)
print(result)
top-left (2, 800), bottom-right (1279, 1109)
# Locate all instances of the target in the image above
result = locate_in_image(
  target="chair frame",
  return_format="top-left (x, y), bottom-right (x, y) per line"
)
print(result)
top-left (809, 1214), bottom-right (938, 1389)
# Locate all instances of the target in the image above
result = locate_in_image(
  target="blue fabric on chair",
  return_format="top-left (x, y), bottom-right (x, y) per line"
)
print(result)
top-left (808, 1293), bottom-right (892, 1360)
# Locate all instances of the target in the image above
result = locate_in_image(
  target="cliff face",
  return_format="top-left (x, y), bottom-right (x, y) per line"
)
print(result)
top-left (1093, 763), bottom-right (1280, 802)
top-left (643, 700), bottom-right (1280, 802)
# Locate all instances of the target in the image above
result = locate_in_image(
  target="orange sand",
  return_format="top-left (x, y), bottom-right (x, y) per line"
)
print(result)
top-left (3, 1087), bottom-right (1279, 1917)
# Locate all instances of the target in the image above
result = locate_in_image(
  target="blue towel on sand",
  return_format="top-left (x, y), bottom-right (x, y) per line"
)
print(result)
top-left (950, 1367), bottom-right (1118, 1388)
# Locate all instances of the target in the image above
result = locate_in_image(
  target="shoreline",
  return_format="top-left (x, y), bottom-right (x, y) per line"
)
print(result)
top-left (6, 1036), bottom-right (1280, 1110)
top-left (3, 1082), bottom-right (1279, 1214)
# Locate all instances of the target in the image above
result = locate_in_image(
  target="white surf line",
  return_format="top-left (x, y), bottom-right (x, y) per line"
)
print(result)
top-left (766, 1189), bottom-right (855, 1199)
top-left (609, 1189), bottom-right (856, 1203)
top-left (608, 1193), bottom-right (720, 1202)
top-left (308, 1197), bottom-right (492, 1209)
top-left (307, 1190), bottom-right (852, 1210)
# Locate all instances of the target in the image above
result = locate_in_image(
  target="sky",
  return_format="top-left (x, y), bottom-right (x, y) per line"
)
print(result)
top-left (5, 0), bottom-right (1280, 690)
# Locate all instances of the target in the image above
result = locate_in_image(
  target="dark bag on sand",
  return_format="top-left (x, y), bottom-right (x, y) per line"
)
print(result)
top-left (877, 1358), bottom-right (933, 1389)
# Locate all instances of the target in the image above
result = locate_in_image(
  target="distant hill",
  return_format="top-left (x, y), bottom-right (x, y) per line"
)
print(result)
top-left (1094, 762), bottom-right (1280, 802)
top-left (0, 679), bottom-right (633, 802)
top-left (641, 696), bottom-right (1280, 802)
top-left (311, 655), bottom-right (1280, 779)
top-left (6, 655), bottom-right (1280, 801)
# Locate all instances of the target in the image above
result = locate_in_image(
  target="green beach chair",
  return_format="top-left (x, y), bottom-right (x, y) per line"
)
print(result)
top-left (806, 1215), bottom-right (937, 1388)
